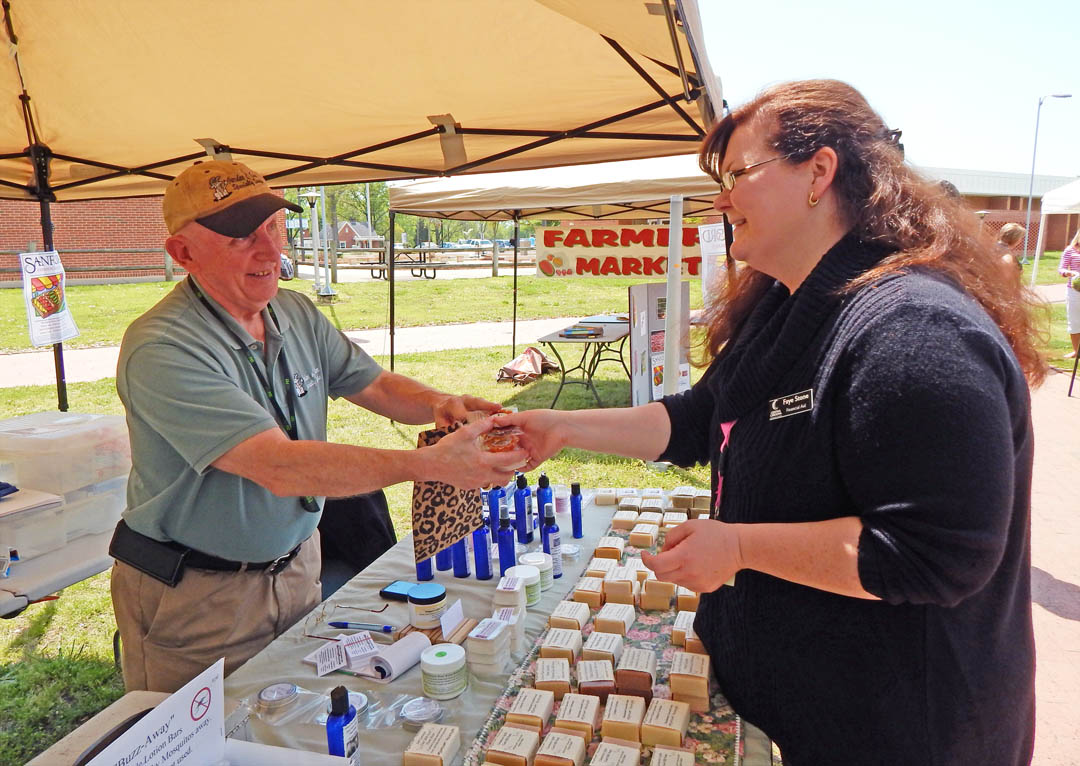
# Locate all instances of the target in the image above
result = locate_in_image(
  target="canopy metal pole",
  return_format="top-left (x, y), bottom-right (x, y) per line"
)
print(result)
top-left (663, 196), bottom-right (683, 397)
top-left (29, 144), bottom-right (67, 411)
top-left (512, 213), bottom-right (520, 356)
top-left (389, 211), bottom-right (396, 371)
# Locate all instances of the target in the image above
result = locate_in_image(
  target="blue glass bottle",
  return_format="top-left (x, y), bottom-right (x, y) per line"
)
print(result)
top-left (326, 686), bottom-right (361, 765)
top-left (514, 474), bottom-right (535, 544)
top-left (415, 557), bottom-right (434, 581)
top-left (541, 502), bottom-right (563, 579)
top-left (473, 523), bottom-right (492, 580)
top-left (570, 481), bottom-right (583, 539)
top-left (451, 537), bottom-right (471, 577)
top-left (497, 503), bottom-right (516, 576)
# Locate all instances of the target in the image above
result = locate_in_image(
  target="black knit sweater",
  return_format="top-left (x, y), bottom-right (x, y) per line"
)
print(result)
top-left (660, 233), bottom-right (1035, 766)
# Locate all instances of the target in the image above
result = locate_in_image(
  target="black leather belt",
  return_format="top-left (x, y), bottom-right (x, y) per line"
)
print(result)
top-left (186, 543), bottom-right (303, 574)
top-left (109, 519), bottom-right (304, 586)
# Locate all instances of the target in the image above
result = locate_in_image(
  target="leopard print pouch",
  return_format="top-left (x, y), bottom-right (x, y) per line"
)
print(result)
top-left (411, 423), bottom-right (484, 562)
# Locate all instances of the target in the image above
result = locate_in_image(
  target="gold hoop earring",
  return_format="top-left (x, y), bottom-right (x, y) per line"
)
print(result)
top-left (808, 191), bottom-right (819, 208)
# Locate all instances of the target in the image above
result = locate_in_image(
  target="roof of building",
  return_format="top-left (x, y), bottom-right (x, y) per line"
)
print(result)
top-left (917, 167), bottom-right (1077, 198)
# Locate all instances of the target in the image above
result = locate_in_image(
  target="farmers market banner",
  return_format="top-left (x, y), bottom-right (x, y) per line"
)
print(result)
top-left (535, 225), bottom-right (703, 278)
top-left (20, 250), bottom-right (79, 347)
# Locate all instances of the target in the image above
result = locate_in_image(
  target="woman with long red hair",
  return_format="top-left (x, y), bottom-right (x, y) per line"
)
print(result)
top-left (500, 79), bottom-right (1041, 764)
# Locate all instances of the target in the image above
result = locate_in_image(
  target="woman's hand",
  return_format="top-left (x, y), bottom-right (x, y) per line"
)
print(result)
top-left (491, 409), bottom-right (569, 472)
top-left (426, 417), bottom-right (527, 488)
top-left (641, 518), bottom-right (743, 593)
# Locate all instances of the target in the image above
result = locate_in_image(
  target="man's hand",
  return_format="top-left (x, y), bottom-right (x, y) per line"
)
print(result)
top-left (491, 409), bottom-right (569, 472)
top-left (431, 394), bottom-right (502, 428)
top-left (641, 518), bottom-right (743, 593)
top-left (423, 417), bottom-right (528, 489)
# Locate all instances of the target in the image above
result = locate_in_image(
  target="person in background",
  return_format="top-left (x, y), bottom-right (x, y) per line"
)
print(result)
top-left (499, 80), bottom-right (1041, 765)
top-left (997, 222), bottom-right (1026, 279)
top-left (1060, 228), bottom-right (1080, 359)
top-left (110, 160), bottom-right (525, 693)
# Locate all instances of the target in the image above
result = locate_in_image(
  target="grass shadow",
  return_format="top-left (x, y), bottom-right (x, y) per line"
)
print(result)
top-left (5, 598), bottom-right (59, 655)
top-left (1031, 566), bottom-right (1080, 622)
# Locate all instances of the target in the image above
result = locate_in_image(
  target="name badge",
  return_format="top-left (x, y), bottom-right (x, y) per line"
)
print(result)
top-left (768, 388), bottom-right (814, 420)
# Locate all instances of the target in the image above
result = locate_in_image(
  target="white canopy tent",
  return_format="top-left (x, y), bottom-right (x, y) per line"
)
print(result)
top-left (1, 0), bottom-right (722, 407)
top-left (388, 153), bottom-right (720, 221)
top-left (1030, 178), bottom-right (1080, 287)
top-left (388, 153), bottom-right (727, 365)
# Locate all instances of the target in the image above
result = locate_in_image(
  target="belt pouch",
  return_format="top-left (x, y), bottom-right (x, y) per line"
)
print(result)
top-left (109, 520), bottom-right (188, 587)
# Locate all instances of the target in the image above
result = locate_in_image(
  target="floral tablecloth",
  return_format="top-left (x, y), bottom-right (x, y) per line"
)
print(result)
top-left (463, 527), bottom-right (750, 766)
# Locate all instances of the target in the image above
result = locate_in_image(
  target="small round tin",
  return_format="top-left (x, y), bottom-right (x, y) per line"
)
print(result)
top-left (256, 682), bottom-right (299, 711)
top-left (399, 696), bottom-right (445, 731)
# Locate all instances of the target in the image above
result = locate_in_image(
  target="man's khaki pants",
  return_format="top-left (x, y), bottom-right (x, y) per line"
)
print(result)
top-left (111, 534), bottom-right (321, 693)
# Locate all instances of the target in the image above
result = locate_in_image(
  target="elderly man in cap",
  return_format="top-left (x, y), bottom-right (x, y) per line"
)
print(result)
top-left (109, 160), bottom-right (525, 693)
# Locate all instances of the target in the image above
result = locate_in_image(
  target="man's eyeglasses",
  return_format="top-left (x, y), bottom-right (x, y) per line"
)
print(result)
top-left (717, 152), bottom-right (795, 193)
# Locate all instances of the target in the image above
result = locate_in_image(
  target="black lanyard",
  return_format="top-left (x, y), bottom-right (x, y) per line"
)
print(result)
top-left (190, 279), bottom-right (320, 513)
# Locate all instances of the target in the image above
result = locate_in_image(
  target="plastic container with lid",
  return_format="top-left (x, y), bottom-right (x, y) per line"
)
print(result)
top-left (399, 696), bottom-right (446, 731)
top-left (504, 564), bottom-right (541, 607)
top-left (0, 487), bottom-right (64, 560)
top-left (420, 643), bottom-right (468, 700)
top-left (553, 484), bottom-right (571, 515)
top-left (408, 582), bottom-right (448, 629)
top-left (518, 551), bottom-right (554, 591)
top-left (0, 412), bottom-right (130, 495)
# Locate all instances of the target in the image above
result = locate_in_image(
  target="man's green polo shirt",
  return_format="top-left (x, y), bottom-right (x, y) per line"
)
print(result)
top-left (116, 277), bottom-right (381, 561)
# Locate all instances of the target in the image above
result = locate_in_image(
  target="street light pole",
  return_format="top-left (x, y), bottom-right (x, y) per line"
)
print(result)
top-left (1023, 93), bottom-right (1072, 274)
top-left (300, 190), bottom-right (322, 292)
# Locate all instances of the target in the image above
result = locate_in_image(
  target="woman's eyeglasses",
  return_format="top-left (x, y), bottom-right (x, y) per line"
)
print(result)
top-left (717, 153), bottom-right (795, 192)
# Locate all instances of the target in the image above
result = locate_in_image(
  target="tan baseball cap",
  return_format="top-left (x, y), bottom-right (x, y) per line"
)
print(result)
top-left (163, 160), bottom-right (302, 237)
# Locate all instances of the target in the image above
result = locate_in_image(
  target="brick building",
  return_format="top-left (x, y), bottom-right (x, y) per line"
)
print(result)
top-left (0, 195), bottom-right (289, 287)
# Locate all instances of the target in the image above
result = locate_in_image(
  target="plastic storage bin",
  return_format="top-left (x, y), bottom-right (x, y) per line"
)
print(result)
top-left (0, 412), bottom-right (131, 495)
top-left (63, 476), bottom-right (127, 541)
top-left (0, 488), bottom-right (65, 560)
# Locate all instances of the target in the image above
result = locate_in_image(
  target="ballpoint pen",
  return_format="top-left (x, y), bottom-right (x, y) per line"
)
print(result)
top-left (328, 621), bottom-right (396, 633)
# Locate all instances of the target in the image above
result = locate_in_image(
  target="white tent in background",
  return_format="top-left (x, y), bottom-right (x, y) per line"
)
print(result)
top-left (1031, 178), bottom-right (1080, 286)
top-left (388, 154), bottom-right (720, 221)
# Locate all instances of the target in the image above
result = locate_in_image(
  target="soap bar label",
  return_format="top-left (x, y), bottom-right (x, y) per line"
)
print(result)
top-left (577, 660), bottom-right (615, 683)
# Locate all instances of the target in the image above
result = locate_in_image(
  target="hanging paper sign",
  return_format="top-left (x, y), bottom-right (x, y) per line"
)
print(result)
top-left (19, 250), bottom-right (79, 347)
top-left (697, 223), bottom-right (728, 300)
top-left (535, 225), bottom-right (702, 278)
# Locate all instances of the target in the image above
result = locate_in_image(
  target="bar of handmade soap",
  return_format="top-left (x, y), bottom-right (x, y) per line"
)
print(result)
top-left (590, 739), bottom-right (642, 766)
top-left (615, 488), bottom-right (639, 499)
top-left (610, 510), bottom-right (639, 530)
top-left (676, 586), bottom-right (699, 612)
top-left (582, 630), bottom-right (624, 666)
top-left (669, 487), bottom-right (694, 510)
top-left (615, 647), bottom-right (657, 701)
top-left (535, 658), bottom-right (573, 699)
top-left (506, 687), bottom-right (556, 732)
top-left (403, 723), bottom-right (460, 766)
top-left (669, 651), bottom-right (711, 699)
top-left (628, 524), bottom-right (658, 548)
top-left (549, 600), bottom-right (591, 631)
top-left (534, 731), bottom-right (587, 766)
top-left (649, 747), bottom-right (695, 766)
top-left (572, 577), bottom-right (604, 609)
top-left (576, 659), bottom-right (616, 705)
top-left (485, 725), bottom-right (541, 766)
top-left (642, 487), bottom-right (663, 498)
top-left (602, 567), bottom-right (639, 605)
top-left (685, 635), bottom-right (706, 655)
top-left (639, 578), bottom-right (676, 611)
top-left (692, 489), bottom-right (711, 513)
top-left (495, 576), bottom-right (527, 610)
top-left (553, 692), bottom-right (601, 741)
top-left (540, 628), bottom-right (583, 664)
top-left (594, 488), bottom-right (617, 506)
top-left (635, 511), bottom-right (662, 527)
top-left (662, 512), bottom-right (687, 528)
top-left (623, 557), bottom-right (651, 583)
top-left (640, 698), bottom-right (690, 748)
top-left (595, 602), bottom-right (635, 635)
top-left (617, 496), bottom-right (642, 511)
top-left (595, 536), bottom-right (625, 560)
top-left (671, 611), bottom-right (696, 647)
top-left (585, 557), bottom-right (617, 578)
top-left (600, 694), bottom-right (646, 742)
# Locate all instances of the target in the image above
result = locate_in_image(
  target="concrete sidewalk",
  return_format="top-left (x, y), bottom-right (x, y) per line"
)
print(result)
top-left (0, 316), bottom-right (581, 388)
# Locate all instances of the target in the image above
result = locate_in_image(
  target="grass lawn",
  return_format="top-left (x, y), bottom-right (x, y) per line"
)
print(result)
top-left (0, 275), bottom-right (704, 353)
top-left (0, 346), bottom-right (708, 765)
top-left (1027, 250), bottom-right (1065, 286)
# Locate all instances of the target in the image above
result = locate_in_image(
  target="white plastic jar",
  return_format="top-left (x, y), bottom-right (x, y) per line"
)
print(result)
top-left (407, 582), bottom-right (448, 629)
top-left (518, 552), bottom-right (554, 591)
top-left (504, 564), bottom-right (541, 607)
top-left (420, 643), bottom-right (468, 700)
